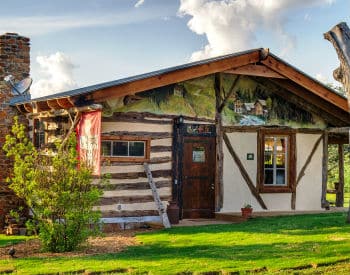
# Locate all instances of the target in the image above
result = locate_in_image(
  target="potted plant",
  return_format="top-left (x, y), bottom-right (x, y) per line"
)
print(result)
top-left (241, 203), bottom-right (253, 219)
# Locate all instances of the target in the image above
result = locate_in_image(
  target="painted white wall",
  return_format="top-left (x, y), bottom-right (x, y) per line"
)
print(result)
top-left (221, 132), bottom-right (324, 213)
top-left (222, 132), bottom-right (263, 211)
top-left (295, 134), bottom-right (323, 210)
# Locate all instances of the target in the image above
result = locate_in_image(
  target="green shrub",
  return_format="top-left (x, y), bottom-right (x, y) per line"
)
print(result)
top-left (3, 117), bottom-right (103, 252)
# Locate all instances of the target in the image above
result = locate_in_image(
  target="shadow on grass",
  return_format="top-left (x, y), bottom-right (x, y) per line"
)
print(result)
top-left (0, 235), bottom-right (30, 248)
top-left (17, 239), bottom-right (350, 264)
top-left (140, 212), bottom-right (350, 237)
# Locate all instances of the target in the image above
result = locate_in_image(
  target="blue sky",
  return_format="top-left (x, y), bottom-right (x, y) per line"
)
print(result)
top-left (0, 0), bottom-right (349, 98)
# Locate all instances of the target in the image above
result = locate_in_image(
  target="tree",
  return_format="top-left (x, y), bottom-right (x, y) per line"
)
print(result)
top-left (3, 117), bottom-right (103, 252)
top-left (324, 22), bottom-right (350, 222)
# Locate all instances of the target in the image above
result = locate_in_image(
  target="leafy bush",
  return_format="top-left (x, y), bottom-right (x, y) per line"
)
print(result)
top-left (3, 117), bottom-right (103, 252)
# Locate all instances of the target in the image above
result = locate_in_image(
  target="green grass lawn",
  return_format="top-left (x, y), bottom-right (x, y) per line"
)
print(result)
top-left (1, 212), bottom-right (350, 274)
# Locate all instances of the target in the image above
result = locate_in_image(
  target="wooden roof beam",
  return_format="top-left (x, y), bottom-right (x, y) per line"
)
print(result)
top-left (261, 55), bottom-right (349, 112)
top-left (16, 104), bottom-right (28, 114)
top-left (47, 99), bottom-right (62, 110)
top-left (36, 101), bottom-right (51, 112)
top-left (56, 98), bottom-right (75, 109)
top-left (82, 50), bottom-right (262, 102)
top-left (224, 64), bottom-right (286, 79)
top-left (23, 103), bottom-right (33, 113)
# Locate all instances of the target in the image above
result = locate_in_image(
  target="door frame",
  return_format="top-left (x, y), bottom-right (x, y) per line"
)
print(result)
top-left (172, 120), bottom-right (216, 219)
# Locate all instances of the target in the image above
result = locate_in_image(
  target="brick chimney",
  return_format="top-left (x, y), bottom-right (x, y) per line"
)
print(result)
top-left (0, 33), bottom-right (30, 228)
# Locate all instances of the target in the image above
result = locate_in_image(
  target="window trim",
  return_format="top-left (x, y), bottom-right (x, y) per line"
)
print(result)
top-left (257, 129), bottom-right (296, 193)
top-left (101, 135), bottom-right (151, 162)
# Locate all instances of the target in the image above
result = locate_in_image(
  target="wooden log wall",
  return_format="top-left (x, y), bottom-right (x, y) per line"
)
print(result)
top-left (98, 115), bottom-right (174, 219)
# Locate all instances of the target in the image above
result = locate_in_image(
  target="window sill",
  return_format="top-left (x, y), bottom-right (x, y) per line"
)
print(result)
top-left (101, 156), bottom-right (150, 163)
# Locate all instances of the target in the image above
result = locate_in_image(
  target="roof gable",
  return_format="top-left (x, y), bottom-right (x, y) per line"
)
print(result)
top-left (11, 48), bottom-right (350, 126)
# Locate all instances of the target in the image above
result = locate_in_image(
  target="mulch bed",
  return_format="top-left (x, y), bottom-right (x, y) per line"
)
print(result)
top-left (0, 230), bottom-right (152, 259)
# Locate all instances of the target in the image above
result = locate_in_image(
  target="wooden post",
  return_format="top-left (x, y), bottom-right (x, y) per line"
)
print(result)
top-left (321, 131), bottom-right (330, 209)
top-left (214, 73), bottom-right (224, 210)
top-left (336, 144), bottom-right (345, 207)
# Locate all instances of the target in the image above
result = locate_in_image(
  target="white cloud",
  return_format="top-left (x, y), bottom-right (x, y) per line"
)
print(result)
top-left (0, 10), bottom-right (160, 36)
top-left (179, 0), bottom-right (335, 61)
top-left (30, 52), bottom-right (77, 99)
top-left (135, 0), bottom-right (145, 8)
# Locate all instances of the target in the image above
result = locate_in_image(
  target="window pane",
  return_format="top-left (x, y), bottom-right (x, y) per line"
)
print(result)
top-left (101, 141), bottom-right (111, 156)
top-left (276, 153), bottom-right (285, 168)
top-left (264, 152), bottom-right (273, 168)
top-left (276, 137), bottom-right (287, 153)
top-left (264, 137), bottom-right (274, 152)
top-left (113, 141), bottom-right (128, 156)
top-left (129, 142), bottom-right (145, 157)
top-left (264, 169), bottom-right (274, 185)
top-left (276, 169), bottom-right (286, 185)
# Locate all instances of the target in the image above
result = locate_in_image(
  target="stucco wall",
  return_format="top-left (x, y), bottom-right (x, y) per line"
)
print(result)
top-left (221, 132), bottom-right (323, 212)
top-left (295, 134), bottom-right (323, 210)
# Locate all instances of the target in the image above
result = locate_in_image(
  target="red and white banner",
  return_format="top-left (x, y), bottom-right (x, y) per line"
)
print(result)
top-left (76, 110), bottom-right (101, 175)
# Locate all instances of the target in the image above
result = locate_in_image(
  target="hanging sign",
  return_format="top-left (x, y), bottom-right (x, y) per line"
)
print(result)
top-left (76, 110), bottom-right (101, 175)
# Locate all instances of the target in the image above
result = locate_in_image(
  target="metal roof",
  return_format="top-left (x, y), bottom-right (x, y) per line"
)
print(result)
top-left (10, 48), bottom-right (262, 105)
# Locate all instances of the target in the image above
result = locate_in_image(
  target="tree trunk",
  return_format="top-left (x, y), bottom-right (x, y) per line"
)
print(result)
top-left (324, 22), bottom-right (350, 222)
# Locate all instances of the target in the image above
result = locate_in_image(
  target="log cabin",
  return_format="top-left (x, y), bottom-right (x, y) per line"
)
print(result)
top-left (3, 34), bottom-right (350, 226)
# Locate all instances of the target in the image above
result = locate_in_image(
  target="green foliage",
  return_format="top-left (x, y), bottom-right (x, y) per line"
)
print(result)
top-left (327, 144), bottom-right (350, 205)
top-left (3, 117), bottom-right (103, 252)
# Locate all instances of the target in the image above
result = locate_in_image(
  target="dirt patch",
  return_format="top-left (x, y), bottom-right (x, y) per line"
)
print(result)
top-left (0, 229), bottom-right (152, 259)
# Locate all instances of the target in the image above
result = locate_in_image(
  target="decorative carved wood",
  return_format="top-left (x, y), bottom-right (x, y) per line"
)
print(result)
top-left (324, 22), bottom-right (350, 99)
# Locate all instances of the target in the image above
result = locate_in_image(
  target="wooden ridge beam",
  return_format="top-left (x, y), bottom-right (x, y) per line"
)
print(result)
top-left (80, 51), bottom-right (261, 102)
top-left (261, 55), bottom-right (349, 112)
top-left (225, 64), bottom-right (286, 79)
top-left (223, 133), bottom-right (267, 209)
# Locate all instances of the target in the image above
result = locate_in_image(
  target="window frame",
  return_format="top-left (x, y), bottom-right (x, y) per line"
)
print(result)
top-left (257, 129), bottom-right (296, 193)
top-left (101, 135), bottom-right (151, 163)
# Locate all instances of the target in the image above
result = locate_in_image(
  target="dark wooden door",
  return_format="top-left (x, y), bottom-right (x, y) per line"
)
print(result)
top-left (182, 136), bottom-right (216, 218)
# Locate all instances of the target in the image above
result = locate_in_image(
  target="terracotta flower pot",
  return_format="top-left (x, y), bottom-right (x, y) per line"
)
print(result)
top-left (241, 207), bottom-right (253, 219)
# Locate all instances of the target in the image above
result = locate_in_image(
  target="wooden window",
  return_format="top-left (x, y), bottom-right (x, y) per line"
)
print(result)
top-left (258, 130), bottom-right (295, 193)
top-left (33, 119), bottom-right (46, 149)
top-left (101, 136), bottom-right (150, 162)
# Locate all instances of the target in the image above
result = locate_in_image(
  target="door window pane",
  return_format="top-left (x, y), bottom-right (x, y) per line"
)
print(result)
top-left (192, 146), bottom-right (205, 163)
